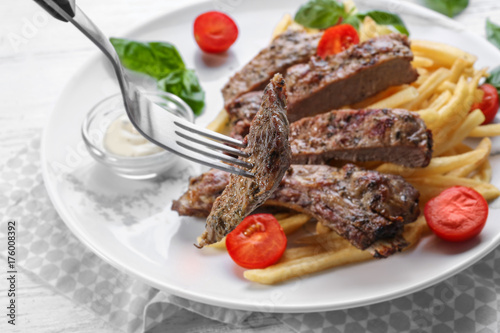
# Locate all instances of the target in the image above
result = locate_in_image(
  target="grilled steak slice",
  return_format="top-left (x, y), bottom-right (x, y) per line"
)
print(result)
top-left (227, 103), bottom-right (433, 167)
top-left (198, 74), bottom-right (291, 247)
top-left (227, 91), bottom-right (263, 141)
top-left (222, 30), bottom-right (322, 107)
top-left (285, 34), bottom-right (418, 122)
top-left (173, 164), bottom-right (420, 255)
top-left (290, 108), bottom-right (433, 167)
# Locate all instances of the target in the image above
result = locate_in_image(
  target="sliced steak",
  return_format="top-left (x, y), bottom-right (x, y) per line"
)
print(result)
top-left (290, 108), bottom-right (433, 167)
top-left (173, 164), bottom-right (420, 256)
top-left (286, 34), bottom-right (418, 122)
top-left (222, 30), bottom-right (322, 107)
top-left (227, 91), bottom-right (263, 141)
top-left (198, 74), bottom-right (291, 247)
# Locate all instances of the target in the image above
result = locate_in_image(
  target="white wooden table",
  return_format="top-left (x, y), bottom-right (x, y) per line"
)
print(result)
top-left (1, 1), bottom-right (499, 332)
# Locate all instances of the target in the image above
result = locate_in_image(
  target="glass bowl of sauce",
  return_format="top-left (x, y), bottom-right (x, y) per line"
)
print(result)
top-left (82, 91), bottom-right (194, 179)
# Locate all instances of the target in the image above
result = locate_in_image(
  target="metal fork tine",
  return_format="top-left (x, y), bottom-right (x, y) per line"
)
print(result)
top-left (174, 120), bottom-right (246, 148)
top-left (175, 130), bottom-right (250, 158)
top-left (174, 150), bottom-right (254, 178)
top-left (176, 139), bottom-right (254, 170)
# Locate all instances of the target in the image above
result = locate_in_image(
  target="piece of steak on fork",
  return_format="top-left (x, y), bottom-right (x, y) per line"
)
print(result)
top-left (198, 73), bottom-right (291, 247)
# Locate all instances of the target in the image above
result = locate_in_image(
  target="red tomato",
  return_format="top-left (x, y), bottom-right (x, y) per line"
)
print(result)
top-left (193, 11), bottom-right (238, 53)
top-left (317, 24), bottom-right (360, 59)
top-left (470, 84), bottom-right (499, 125)
top-left (226, 214), bottom-right (287, 269)
top-left (424, 186), bottom-right (488, 242)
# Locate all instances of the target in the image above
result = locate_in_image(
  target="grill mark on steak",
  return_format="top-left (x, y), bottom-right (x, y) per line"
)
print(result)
top-left (198, 74), bottom-right (291, 247)
top-left (290, 108), bottom-right (433, 167)
top-left (173, 164), bottom-right (420, 256)
top-left (285, 34), bottom-right (418, 122)
top-left (221, 30), bottom-right (322, 107)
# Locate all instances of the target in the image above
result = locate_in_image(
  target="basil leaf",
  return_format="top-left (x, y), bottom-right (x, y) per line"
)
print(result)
top-left (294, 0), bottom-right (349, 29)
top-left (110, 38), bottom-right (185, 80)
top-left (343, 15), bottom-right (361, 30)
top-left (485, 66), bottom-right (500, 96)
top-left (357, 11), bottom-right (409, 36)
top-left (486, 19), bottom-right (500, 50)
top-left (158, 69), bottom-right (205, 115)
top-left (422, 0), bottom-right (468, 18)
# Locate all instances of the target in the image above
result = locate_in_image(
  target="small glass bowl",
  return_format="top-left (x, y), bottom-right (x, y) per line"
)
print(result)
top-left (82, 91), bottom-right (194, 180)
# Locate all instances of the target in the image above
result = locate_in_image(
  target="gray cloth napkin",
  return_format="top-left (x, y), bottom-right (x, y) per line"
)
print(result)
top-left (1, 137), bottom-right (499, 333)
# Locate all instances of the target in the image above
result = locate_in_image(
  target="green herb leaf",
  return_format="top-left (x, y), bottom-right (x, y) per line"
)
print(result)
top-left (294, 0), bottom-right (349, 29)
top-left (157, 69), bottom-right (205, 115)
top-left (486, 19), bottom-right (500, 50)
top-left (356, 11), bottom-right (409, 36)
top-left (422, 0), bottom-right (468, 18)
top-left (485, 66), bottom-right (500, 96)
top-left (110, 38), bottom-right (185, 80)
top-left (342, 14), bottom-right (361, 30)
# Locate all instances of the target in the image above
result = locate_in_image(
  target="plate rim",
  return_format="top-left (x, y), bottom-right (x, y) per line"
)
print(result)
top-left (41, 0), bottom-right (500, 312)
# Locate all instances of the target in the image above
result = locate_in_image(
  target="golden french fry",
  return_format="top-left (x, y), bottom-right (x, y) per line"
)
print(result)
top-left (473, 160), bottom-right (492, 183)
top-left (279, 214), bottom-right (311, 234)
top-left (279, 246), bottom-right (325, 263)
top-left (244, 215), bottom-right (430, 284)
top-left (376, 149), bottom-right (487, 177)
top-left (436, 81), bottom-right (456, 93)
top-left (271, 14), bottom-right (293, 39)
top-left (316, 222), bottom-right (331, 235)
top-left (447, 138), bottom-right (491, 177)
top-left (412, 56), bottom-right (434, 68)
top-left (206, 109), bottom-right (231, 134)
top-left (433, 109), bottom-right (485, 156)
top-left (405, 68), bottom-right (450, 110)
top-left (416, 109), bottom-right (439, 125)
top-left (359, 16), bottom-right (379, 42)
top-left (273, 212), bottom-right (292, 220)
top-left (469, 124), bottom-right (500, 137)
top-left (447, 58), bottom-right (468, 84)
top-left (407, 175), bottom-right (500, 201)
top-left (411, 40), bottom-right (477, 68)
top-left (368, 86), bottom-right (418, 109)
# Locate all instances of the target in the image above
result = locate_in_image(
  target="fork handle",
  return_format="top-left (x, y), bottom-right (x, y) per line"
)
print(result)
top-left (33, 0), bottom-right (76, 22)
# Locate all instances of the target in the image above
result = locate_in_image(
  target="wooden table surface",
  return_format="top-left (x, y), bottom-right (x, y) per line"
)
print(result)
top-left (1, 1), bottom-right (499, 332)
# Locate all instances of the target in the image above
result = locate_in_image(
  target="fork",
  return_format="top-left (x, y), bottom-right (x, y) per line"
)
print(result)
top-left (34, 0), bottom-right (254, 178)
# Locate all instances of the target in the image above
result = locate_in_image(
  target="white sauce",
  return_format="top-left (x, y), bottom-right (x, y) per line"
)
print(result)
top-left (104, 115), bottom-right (163, 157)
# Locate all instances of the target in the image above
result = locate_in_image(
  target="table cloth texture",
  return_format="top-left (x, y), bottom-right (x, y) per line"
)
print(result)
top-left (1, 137), bottom-right (499, 333)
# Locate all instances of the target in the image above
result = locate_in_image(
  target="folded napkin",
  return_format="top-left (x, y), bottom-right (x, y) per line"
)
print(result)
top-left (0, 137), bottom-right (498, 333)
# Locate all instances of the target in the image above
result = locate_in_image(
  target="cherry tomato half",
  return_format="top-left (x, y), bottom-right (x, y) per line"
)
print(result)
top-left (424, 186), bottom-right (488, 242)
top-left (193, 11), bottom-right (238, 53)
top-left (470, 83), bottom-right (499, 125)
top-left (226, 214), bottom-right (287, 269)
top-left (317, 24), bottom-right (360, 59)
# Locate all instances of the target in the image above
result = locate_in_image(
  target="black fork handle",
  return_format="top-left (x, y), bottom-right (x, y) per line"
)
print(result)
top-left (33, 0), bottom-right (76, 22)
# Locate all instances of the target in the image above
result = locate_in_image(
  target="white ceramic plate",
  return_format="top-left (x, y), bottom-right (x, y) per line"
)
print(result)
top-left (41, 0), bottom-right (500, 312)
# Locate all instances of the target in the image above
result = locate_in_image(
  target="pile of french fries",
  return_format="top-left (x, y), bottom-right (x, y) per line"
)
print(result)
top-left (203, 15), bottom-right (500, 285)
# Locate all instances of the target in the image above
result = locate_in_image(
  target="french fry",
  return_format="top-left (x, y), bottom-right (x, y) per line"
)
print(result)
top-left (473, 160), bottom-right (492, 183)
top-left (316, 222), bottom-right (331, 235)
top-left (368, 86), bottom-right (418, 109)
top-left (412, 56), bottom-right (434, 68)
top-left (405, 68), bottom-right (450, 110)
top-left (436, 81), bottom-right (456, 93)
top-left (206, 109), bottom-right (231, 134)
top-left (447, 58), bottom-right (468, 84)
top-left (272, 14), bottom-right (293, 39)
top-left (376, 149), bottom-right (487, 177)
top-left (407, 175), bottom-right (500, 201)
top-left (279, 246), bottom-right (325, 263)
top-left (279, 214), bottom-right (311, 234)
top-left (244, 214), bottom-right (430, 284)
top-left (447, 138), bottom-right (491, 177)
top-left (433, 109), bottom-right (485, 156)
top-left (469, 124), bottom-right (500, 137)
top-left (411, 40), bottom-right (477, 68)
